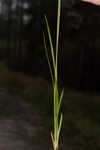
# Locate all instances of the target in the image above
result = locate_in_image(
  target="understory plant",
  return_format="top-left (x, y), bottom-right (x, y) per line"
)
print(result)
top-left (43, 0), bottom-right (64, 150)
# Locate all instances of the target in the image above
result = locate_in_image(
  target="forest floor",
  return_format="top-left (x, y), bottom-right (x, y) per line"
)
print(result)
top-left (0, 62), bottom-right (51, 150)
top-left (0, 87), bottom-right (47, 150)
top-left (0, 61), bottom-right (100, 150)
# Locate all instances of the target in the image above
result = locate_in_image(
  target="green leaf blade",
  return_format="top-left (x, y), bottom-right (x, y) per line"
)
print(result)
top-left (43, 32), bottom-right (54, 84)
top-left (57, 89), bottom-right (64, 115)
top-left (58, 113), bottom-right (63, 142)
top-left (45, 16), bottom-right (55, 70)
top-left (56, 0), bottom-right (61, 74)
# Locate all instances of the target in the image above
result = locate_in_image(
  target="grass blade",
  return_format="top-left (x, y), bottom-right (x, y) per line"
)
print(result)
top-left (45, 16), bottom-right (55, 70)
top-left (43, 0), bottom-right (63, 150)
top-left (43, 32), bottom-right (54, 84)
top-left (58, 113), bottom-right (63, 141)
top-left (56, 0), bottom-right (61, 73)
top-left (57, 89), bottom-right (64, 115)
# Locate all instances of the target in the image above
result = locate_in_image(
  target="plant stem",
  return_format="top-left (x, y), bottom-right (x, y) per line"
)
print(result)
top-left (43, 0), bottom-right (63, 150)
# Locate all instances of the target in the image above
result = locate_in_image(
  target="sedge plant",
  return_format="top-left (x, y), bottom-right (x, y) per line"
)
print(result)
top-left (43, 0), bottom-right (64, 150)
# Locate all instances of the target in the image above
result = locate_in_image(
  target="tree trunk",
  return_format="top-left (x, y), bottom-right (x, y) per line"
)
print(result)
top-left (5, 0), bottom-right (12, 66)
top-left (17, 0), bottom-right (24, 69)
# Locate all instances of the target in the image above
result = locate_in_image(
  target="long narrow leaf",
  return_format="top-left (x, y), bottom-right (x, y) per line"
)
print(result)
top-left (56, 0), bottom-right (61, 71)
top-left (58, 113), bottom-right (63, 141)
top-left (45, 16), bottom-right (55, 70)
top-left (57, 89), bottom-right (64, 115)
top-left (43, 32), bottom-right (54, 84)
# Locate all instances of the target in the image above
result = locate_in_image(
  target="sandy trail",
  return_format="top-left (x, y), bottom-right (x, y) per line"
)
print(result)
top-left (0, 88), bottom-right (45, 150)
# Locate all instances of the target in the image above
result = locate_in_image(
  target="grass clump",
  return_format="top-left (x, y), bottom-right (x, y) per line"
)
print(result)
top-left (43, 0), bottom-right (63, 150)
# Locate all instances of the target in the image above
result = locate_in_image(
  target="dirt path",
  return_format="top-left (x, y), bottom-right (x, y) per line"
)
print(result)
top-left (0, 88), bottom-right (47, 150)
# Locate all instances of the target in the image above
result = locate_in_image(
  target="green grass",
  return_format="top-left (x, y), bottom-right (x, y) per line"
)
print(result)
top-left (43, 0), bottom-right (63, 149)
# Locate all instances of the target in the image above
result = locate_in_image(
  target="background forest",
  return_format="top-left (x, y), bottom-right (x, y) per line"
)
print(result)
top-left (0, 0), bottom-right (100, 91)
